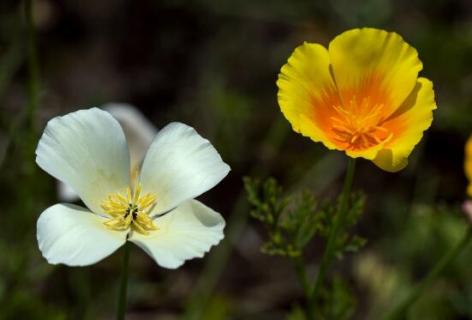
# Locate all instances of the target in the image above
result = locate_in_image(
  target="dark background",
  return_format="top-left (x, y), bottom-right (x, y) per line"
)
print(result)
top-left (0, 0), bottom-right (472, 319)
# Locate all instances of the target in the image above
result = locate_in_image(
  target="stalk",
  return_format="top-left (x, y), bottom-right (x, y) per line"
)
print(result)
top-left (25, 0), bottom-right (40, 131)
top-left (308, 158), bottom-right (356, 318)
top-left (384, 226), bottom-right (472, 320)
top-left (117, 242), bottom-right (131, 320)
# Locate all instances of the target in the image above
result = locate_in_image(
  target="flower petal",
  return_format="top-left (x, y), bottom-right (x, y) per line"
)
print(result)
top-left (464, 136), bottom-right (472, 196)
top-left (37, 203), bottom-right (127, 266)
top-left (139, 122), bottom-right (230, 215)
top-left (57, 182), bottom-right (79, 202)
top-left (329, 28), bottom-right (422, 117)
top-left (36, 108), bottom-right (130, 214)
top-left (277, 42), bottom-right (339, 149)
top-left (129, 200), bottom-right (225, 269)
top-left (344, 135), bottom-right (392, 160)
top-left (373, 78), bottom-right (436, 172)
top-left (103, 103), bottom-right (157, 172)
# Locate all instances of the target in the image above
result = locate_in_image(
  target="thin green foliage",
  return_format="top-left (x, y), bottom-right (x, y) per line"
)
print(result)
top-left (244, 177), bottom-right (366, 259)
top-left (244, 176), bottom-right (366, 318)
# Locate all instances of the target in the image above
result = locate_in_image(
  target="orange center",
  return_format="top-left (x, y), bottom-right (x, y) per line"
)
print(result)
top-left (329, 96), bottom-right (391, 150)
top-left (312, 74), bottom-right (393, 152)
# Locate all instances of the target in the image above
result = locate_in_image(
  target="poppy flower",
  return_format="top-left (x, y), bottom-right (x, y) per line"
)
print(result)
top-left (277, 28), bottom-right (436, 172)
top-left (36, 108), bottom-right (230, 268)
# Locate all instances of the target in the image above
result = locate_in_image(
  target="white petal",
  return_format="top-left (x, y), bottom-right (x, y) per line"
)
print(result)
top-left (37, 203), bottom-right (127, 266)
top-left (103, 103), bottom-right (157, 171)
top-left (139, 122), bottom-right (230, 214)
top-left (57, 181), bottom-right (79, 202)
top-left (36, 108), bottom-right (130, 214)
top-left (129, 200), bottom-right (225, 269)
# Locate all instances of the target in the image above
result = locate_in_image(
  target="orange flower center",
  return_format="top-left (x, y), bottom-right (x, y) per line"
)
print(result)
top-left (329, 96), bottom-right (392, 151)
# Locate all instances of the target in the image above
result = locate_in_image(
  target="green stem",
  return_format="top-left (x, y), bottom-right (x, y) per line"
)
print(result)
top-left (117, 242), bottom-right (131, 320)
top-left (308, 157), bottom-right (356, 318)
top-left (293, 256), bottom-right (310, 296)
top-left (292, 256), bottom-right (314, 317)
top-left (25, 0), bottom-right (40, 131)
top-left (384, 225), bottom-right (472, 320)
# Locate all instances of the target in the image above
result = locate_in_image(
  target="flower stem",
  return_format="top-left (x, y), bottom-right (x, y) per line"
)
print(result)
top-left (117, 242), bottom-right (131, 320)
top-left (292, 256), bottom-right (314, 317)
top-left (293, 256), bottom-right (311, 297)
top-left (25, 0), bottom-right (40, 132)
top-left (308, 157), bottom-right (356, 318)
top-left (384, 225), bottom-right (472, 320)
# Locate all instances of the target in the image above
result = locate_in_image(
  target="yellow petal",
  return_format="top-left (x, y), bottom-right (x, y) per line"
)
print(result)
top-left (465, 136), bottom-right (472, 196)
top-left (329, 28), bottom-right (422, 118)
top-left (345, 134), bottom-right (392, 160)
top-left (373, 77), bottom-right (436, 172)
top-left (277, 42), bottom-right (339, 149)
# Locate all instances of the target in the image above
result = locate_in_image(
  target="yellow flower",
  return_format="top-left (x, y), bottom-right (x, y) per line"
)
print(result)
top-left (465, 136), bottom-right (472, 197)
top-left (277, 28), bottom-right (437, 172)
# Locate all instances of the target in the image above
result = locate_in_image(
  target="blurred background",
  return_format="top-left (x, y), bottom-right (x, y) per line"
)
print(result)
top-left (0, 0), bottom-right (472, 319)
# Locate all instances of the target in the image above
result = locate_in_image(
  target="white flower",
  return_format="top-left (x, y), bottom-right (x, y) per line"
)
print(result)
top-left (36, 108), bottom-right (230, 268)
top-left (57, 103), bottom-right (157, 201)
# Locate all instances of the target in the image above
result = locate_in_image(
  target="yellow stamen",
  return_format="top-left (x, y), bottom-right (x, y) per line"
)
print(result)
top-left (101, 183), bottom-right (158, 235)
top-left (329, 97), bottom-right (391, 151)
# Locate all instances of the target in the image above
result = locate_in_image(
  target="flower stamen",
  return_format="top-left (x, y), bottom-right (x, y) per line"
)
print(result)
top-left (329, 97), bottom-right (392, 151)
top-left (101, 184), bottom-right (157, 235)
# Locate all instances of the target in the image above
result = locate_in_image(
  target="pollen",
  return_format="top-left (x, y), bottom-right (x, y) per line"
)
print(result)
top-left (101, 184), bottom-right (157, 235)
top-left (329, 96), bottom-right (392, 151)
